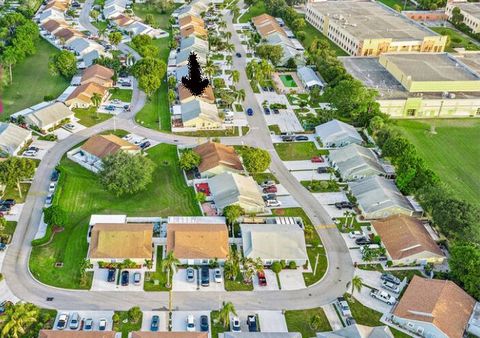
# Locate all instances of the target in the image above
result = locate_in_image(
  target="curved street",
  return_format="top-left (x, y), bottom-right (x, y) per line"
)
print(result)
top-left (0, 2), bottom-right (354, 312)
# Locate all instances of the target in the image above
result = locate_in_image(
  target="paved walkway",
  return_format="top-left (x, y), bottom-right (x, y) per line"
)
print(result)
top-left (322, 303), bottom-right (343, 330)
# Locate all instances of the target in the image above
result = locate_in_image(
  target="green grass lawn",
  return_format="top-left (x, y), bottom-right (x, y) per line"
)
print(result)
top-left (335, 216), bottom-right (370, 233)
top-left (175, 127), bottom-right (244, 137)
top-left (358, 263), bottom-right (423, 282)
top-left (238, 0), bottom-right (267, 23)
top-left (2, 38), bottom-right (70, 118)
top-left (132, 3), bottom-right (181, 30)
top-left (113, 311), bottom-right (142, 338)
top-left (268, 124), bottom-right (281, 135)
top-left (1, 221), bottom-right (17, 244)
top-left (144, 246), bottom-right (170, 291)
top-left (285, 307), bottom-right (331, 337)
top-left (109, 88), bottom-right (133, 102)
top-left (377, 0), bottom-right (416, 10)
top-left (29, 143), bottom-right (201, 289)
top-left (74, 108), bottom-right (112, 127)
top-left (225, 275), bottom-right (254, 291)
top-left (92, 20), bottom-right (108, 31)
top-left (300, 180), bottom-right (339, 193)
top-left (2, 183), bottom-right (31, 203)
top-left (274, 142), bottom-right (328, 161)
top-left (251, 172), bottom-right (279, 184)
top-left (301, 21), bottom-right (348, 57)
top-left (396, 119), bottom-right (480, 207)
top-left (430, 27), bottom-right (480, 52)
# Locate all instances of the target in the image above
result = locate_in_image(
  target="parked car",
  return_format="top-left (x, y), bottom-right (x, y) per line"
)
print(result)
top-left (200, 315), bottom-right (209, 332)
top-left (337, 297), bottom-right (352, 317)
top-left (260, 180), bottom-right (276, 188)
top-left (98, 318), bottom-right (107, 331)
top-left (311, 156), bottom-right (324, 163)
top-left (263, 185), bottom-right (277, 193)
top-left (232, 316), bottom-right (241, 332)
top-left (235, 52), bottom-right (241, 57)
top-left (295, 135), bottom-right (309, 141)
top-left (348, 231), bottom-right (363, 239)
top-left (28, 146), bottom-right (39, 152)
top-left (140, 141), bottom-right (151, 149)
top-left (133, 272), bottom-right (141, 285)
top-left (49, 182), bottom-right (56, 192)
top-left (370, 289), bottom-right (397, 305)
top-left (264, 107), bottom-right (270, 115)
top-left (186, 314), bottom-right (196, 331)
top-left (334, 201), bottom-right (354, 209)
top-left (51, 170), bottom-right (59, 182)
top-left (246, 108), bottom-right (253, 116)
top-left (0, 205), bottom-right (10, 213)
top-left (107, 268), bottom-right (116, 282)
top-left (69, 312), bottom-right (80, 330)
top-left (56, 313), bottom-right (68, 330)
top-left (214, 268), bottom-right (222, 283)
top-left (381, 273), bottom-right (401, 285)
top-left (281, 135), bottom-right (295, 142)
top-left (121, 270), bottom-right (129, 286)
top-left (0, 243), bottom-right (6, 251)
top-left (23, 150), bottom-right (37, 157)
top-left (265, 199), bottom-right (281, 207)
top-left (317, 167), bottom-right (329, 174)
top-left (45, 194), bottom-right (54, 205)
top-left (247, 315), bottom-right (257, 332)
top-left (83, 318), bottom-right (93, 331)
top-left (186, 267), bottom-right (195, 282)
top-left (201, 266), bottom-right (210, 287)
top-left (273, 108), bottom-right (280, 114)
top-left (257, 270), bottom-right (267, 286)
top-left (382, 280), bottom-right (400, 293)
top-left (64, 123), bottom-right (76, 130)
top-left (150, 315), bottom-right (160, 331)
top-left (2, 199), bottom-right (16, 207)
top-left (355, 237), bottom-right (371, 245)
top-left (346, 317), bottom-right (356, 326)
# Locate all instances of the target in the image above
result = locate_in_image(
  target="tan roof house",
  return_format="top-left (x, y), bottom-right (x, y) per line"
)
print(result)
top-left (372, 214), bottom-right (445, 266)
top-left (39, 331), bottom-right (116, 338)
top-left (112, 14), bottom-right (134, 27)
top-left (132, 333), bottom-right (208, 338)
top-left (53, 27), bottom-right (81, 44)
top-left (178, 84), bottom-right (215, 104)
top-left (166, 222), bottom-right (229, 264)
top-left (80, 64), bottom-right (115, 87)
top-left (45, 0), bottom-right (69, 11)
top-left (252, 13), bottom-right (286, 38)
top-left (193, 141), bottom-right (244, 178)
top-left (88, 223), bottom-right (153, 264)
top-left (41, 19), bottom-right (65, 34)
top-left (390, 276), bottom-right (476, 338)
top-left (180, 24), bottom-right (208, 38)
top-left (80, 134), bottom-right (140, 165)
top-left (24, 102), bottom-right (74, 132)
top-left (179, 15), bottom-right (205, 29)
top-left (65, 82), bottom-right (109, 109)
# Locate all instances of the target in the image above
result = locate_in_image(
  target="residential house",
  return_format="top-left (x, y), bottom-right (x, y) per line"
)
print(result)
top-left (178, 84), bottom-right (215, 104)
top-left (65, 82), bottom-right (109, 108)
top-left (123, 21), bottom-right (165, 38)
top-left (103, 4), bottom-right (124, 19)
top-left (180, 24), bottom-right (208, 38)
top-left (252, 13), bottom-right (287, 38)
top-left (389, 276), bottom-right (476, 338)
top-left (80, 134), bottom-right (140, 165)
top-left (24, 102), bottom-right (74, 132)
top-left (264, 32), bottom-right (302, 66)
top-left (193, 141), bottom-right (244, 177)
top-left (39, 331), bottom-right (116, 338)
top-left (179, 15), bottom-right (205, 29)
top-left (67, 37), bottom-right (97, 56)
top-left (241, 223), bottom-right (308, 266)
top-left (0, 123), bottom-right (32, 156)
top-left (112, 14), bottom-right (134, 27)
top-left (181, 99), bottom-right (222, 129)
top-left (80, 64), bottom-right (115, 87)
top-left (132, 333), bottom-right (208, 338)
top-left (328, 143), bottom-right (385, 181)
top-left (166, 221), bottom-right (229, 265)
top-left (45, 0), bottom-right (69, 11)
top-left (176, 65), bottom-right (189, 83)
top-left (88, 223), bottom-right (154, 264)
top-left (348, 176), bottom-right (416, 219)
top-left (180, 36), bottom-right (209, 54)
top-left (209, 172), bottom-right (265, 214)
top-left (315, 119), bottom-right (363, 147)
top-left (316, 324), bottom-right (393, 338)
top-left (83, 50), bottom-right (102, 68)
top-left (297, 66), bottom-right (325, 90)
top-left (371, 214), bottom-right (445, 266)
top-left (176, 47), bottom-right (207, 66)
top-left (225, 334), bottom-right (302, 338)
top-left (38, 8), bottom-right (64, 23)
top-left (53, 27), bottom-right (81, 45)
top-left (41, 19), bottom-right (65, 35)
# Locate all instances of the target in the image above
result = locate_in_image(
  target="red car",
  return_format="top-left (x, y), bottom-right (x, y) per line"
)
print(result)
top-left (263, 185), bottom-right (277, 193)
top-left (257, 271), bottom-right (267, 286)
top-left (311, 156), bottom-right (324, 163)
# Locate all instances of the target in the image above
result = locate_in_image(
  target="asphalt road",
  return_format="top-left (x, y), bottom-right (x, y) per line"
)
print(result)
top-left (0, 2), bottom-right (354, 312)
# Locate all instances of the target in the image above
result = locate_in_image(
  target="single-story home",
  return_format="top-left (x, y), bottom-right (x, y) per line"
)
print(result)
top-left (209, 172), bottom-right (265, 214)
top-left (264, 32), bottom-right (302, 66)
top-left (176, 65), bottom-right (189, 83)
top-left (80, 134), bottom-right (140, 165)
top-left (53, 27), bottom-right (81, 45)
top-left (103, 4), bottom-right (124, 19)
top-left (112, 13), bottom-right (134, 27)
top-left (225, 334), bottom-right (302, 338)
top-left (88, 223), bottom-right (154, 264)
top-left (297, 66), bottom-right (325, 90)
top-left (317, 324), bottom-right (393, 338)
top-left (176, 47), bottom-right (207, 66)
top-left (180, 36), bottom-right (208, 54)
top-left (181, 99), bottom-right (222, 129)
top-left (0, 123), bottom-right (32, 156)
top-left (132, 333), bottom-right (208, 338)
top-left (328, 143), bottom-right (385, 181)
top-left (24, 102), bottom-right (74, 132)
top-left (80, 64), bottom-right (115, 87)
top-left (178, 84), bottom-right (215, 104)
top-left (252, 13), bottom-right (287, 38)
top-left (67, 37), bottom-right (104, 57)
top-left (315, 119), bottom-right (363, 148)
top-left (82, 50), bottom-right (102, 68)
top-left (123, 21), bottom-right (164, 38)
top-left (41, 19), bottom-right (65, 35)
top-left (180, 24), bottom-right (208, 38)
top-left (241, 223), bottom-right (308, 266)
top-left (389, 276), bottom-right (476, 338)
top-left (39, 331), bottom-right (116, 338)
top-left (193, 141), bottom-right (244, 178)
top-left (348, 176), bottom-right (416, 219)
top-left (65, 82), bottom-right (109, 108)
top-left (179, 15), bottom-right (205, 29)
top-left (38, 8), bottom-right (64, 23)
top-left (166, 222), bottom-right (229, 265)
top-left (372, 214), bottom-right (445, 266)
top-left (45, 1), bottom-right (69, 11)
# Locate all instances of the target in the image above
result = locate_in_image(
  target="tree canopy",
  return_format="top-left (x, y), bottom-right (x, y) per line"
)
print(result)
top-left (239, 146), bottom-right (271, 173)
top-left (49, 50), bottom-right (77, 79)
top-left (132, 57), bottom-right (166, 97)
top-left (179, 149), bottom-right (201, 171)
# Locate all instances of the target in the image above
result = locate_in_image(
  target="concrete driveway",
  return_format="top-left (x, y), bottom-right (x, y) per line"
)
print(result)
top-left (21, 139), bottom-right (56, 160)
top-left (257, 311), bottom-right (288, 332)
top-left (279, 269), bottom-right (306, 290)
top-left (171, 311), bottom-right (210, 335)
top-left (172, 268), bottom-right (225, 292)
top-left (122, 133), bottom-right (160, 149)
top-left (253, 269), bottom-right (279, 291)
top-left (141, 311), bottom-right (169, 332)
top-left (283, 160), bottom-right (325, 171)
top-left (275, 195), bottom-right (299, 208)
top-left (90, 268), bottom-right (145, 292)
top-left (291, 171), bottom-right (331, 181)
top-left (53, 311), bottom-right (114, 331)
top-left (4, 203), bottom-right (24, 222)
top-left (312, 192), bottom-right (348, 205)
top-left (264, 110), bottom-right (304, 133)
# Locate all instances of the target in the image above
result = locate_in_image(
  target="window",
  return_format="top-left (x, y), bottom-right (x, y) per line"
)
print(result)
top-left (406, 109), bottom-right (416, 117)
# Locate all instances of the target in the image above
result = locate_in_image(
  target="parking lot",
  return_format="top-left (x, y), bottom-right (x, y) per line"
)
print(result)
top-left (171, 311), bottom-right (210, 336)
top-left (20, 138), bottom-right (57, 160)
top-left (53, 311), bottom-right (114, 331)
top-left (172, 268), bottom-right (225, 292)
top-left (141, 311), bottom-right (169, 332)
top-left (90, 268), bottom-right (145, 292)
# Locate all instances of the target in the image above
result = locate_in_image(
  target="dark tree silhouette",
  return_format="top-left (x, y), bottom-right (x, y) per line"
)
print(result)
top-left (181, 52), bottom-right (209, 96)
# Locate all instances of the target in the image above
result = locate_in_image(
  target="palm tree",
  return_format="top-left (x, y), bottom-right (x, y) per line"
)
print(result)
top-left (204, 58), bottom-right (218, 80)
top-left (309, 314), bottom-right (324, 331)
top-left (347, 275), bottom-right (363, 297)
top-left (225, 55), bottom-right (233, 68)
top-left (91, 92), bottom-right (103, 118)
top-left (225, 43), bottom-right (235, 54)
top-left (242, 257), bottom-right (263, 283)
top-left (224, 31), bottom-right (232, 43)
top-left (218, 20), bottom-right (227, 30)
top-left (229, 70), bottom-right (240, 85)
top-left (97, 26), bottom-right (107, 39)
top-left (235, 89), bottom-right (245, 103)
top-left (224, 249), bottom-right (240, 281)
top-left (161, 250), bottom-right (180, 288)
top-left (219, 301), bottom-right (237, 328)
top-left (1, 303), bottom-right (39, 338)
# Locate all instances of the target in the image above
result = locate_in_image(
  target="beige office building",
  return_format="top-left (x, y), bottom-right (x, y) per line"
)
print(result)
top-left (446, 1), bottom-right (480, 33)
top-left (305, 0), bottom-right (447, 56)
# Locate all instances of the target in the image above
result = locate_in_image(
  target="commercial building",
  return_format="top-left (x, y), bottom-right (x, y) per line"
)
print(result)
top-left (341, 52), bottom-right (480, 118)
top-left (446, 2), bottom-right (480, 33)
top-left (0, 123), bottom-right (32, 156)
top-left (305, 0), bottom-right (446, 56)
top-left (193, 141), bottom-right (244, 178)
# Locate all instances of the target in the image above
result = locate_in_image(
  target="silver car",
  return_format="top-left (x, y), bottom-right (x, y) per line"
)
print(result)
top-left (186, 267), bottom-right (195, 282)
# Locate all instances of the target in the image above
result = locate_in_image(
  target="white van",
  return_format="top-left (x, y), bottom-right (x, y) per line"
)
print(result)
top-left (360, 244), bottom-right (380, 253)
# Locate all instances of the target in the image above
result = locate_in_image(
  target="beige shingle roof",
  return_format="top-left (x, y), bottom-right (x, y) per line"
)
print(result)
top-left (252, 13), bottom-right (286, 38)
top-left (25, 102), bottom-right (74, 129)
top-left (179, 15), bottom-right (205, 28)
top-left (41, 19), bottom-right (64, 32)
top-left (178, 84), bottom-right (215, 104)
top-left (66, 82), bottom-right (108, 105)
top-left (193, 141), bottom-right (243, 173)
top-left (180, 24), bottom-right (208, 38)
top-left (81, 134), bottom-right (139, 159)
top-left (39, 331), bottom-right (116, 338)
top-left (81, 64), bottom-right (115, 84)
top-left (393, 276), bottom-right (476, 338)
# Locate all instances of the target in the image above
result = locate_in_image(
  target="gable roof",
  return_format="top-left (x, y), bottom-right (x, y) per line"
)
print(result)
top-left (166, 222), bottom-right (229, 259)
top-left (252, 13), bottom-right (286, 38)
top-left (315, 119), bottom-right (363, 145)
top-left (67, 37), bottom-right (91, 53)
top-left (25, 102), bottom-right (73, 128)
top-left (393, 276), bottom-right (475, 338)
top-left (225, 334), bottom-right (302, 338)
top-left (329, 143), bottom-right (385, 179)
top-left (180, 36), bottom-right (209, 53)
top-left (372, 214), bottom-right (444, 260)
top-left (179, 15), bottom-right (205, 28)
top-left (180, 24), bottom-right (208, 38)
top-left (81, 134), bottom-right (139, 159)
top-left (181, 99), bottom-right (220, 124)
top-left (112, 13), bottom-right (134, 26)
top-left (178, 84), bottom-right (215, 103)
top-left (316, 324), bottom-right (394, 338)
top-left (66, 82), bottom-right (108, 105)
top-left (53, 27), bottom-right (79, 41)
top-left (193, 141), bottom-right (243, 173)
top-left (81, 64), bottom-right (115, 84)
top-left (0, 123), bottom-right (31, 155)
top-left (132, 333), bottom-right (208, 338)
top-left (39, 331), bottom-right (116, 338)
top-left (41, 19), bottom-right (64, 32)
top-left (89, 223), bottom-right (153, 259)
top-left (297, 66), bottom-right (325, 87)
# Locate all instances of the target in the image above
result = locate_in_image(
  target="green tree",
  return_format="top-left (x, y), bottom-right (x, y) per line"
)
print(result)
top-left (240, 146), bottom-right (271, 173)
top-left (451, 7), bottom-right (464, 25)
top-left (49, 50), bottom-right (77, 79)
top-left (90, 9), bottom-right (100, 21)
top-left (256, 44), bottom-right (284, 66)
top-left (179, 149), bottom-right (201, 171)
top-left (0, 157), bottom-right (36, 199)
top-left (449, 241), bottom-right (480, 299)
top-left (108, 31), bottom-right (123, 48)
top-left (168, 89), bottom-right (176, 104)
top-left (242, 257), bottom-right (263, 283)
top-left (1, 302), bottom-right (39, 338)
top-left (99, 152), bottom-right (156, 196)
top-left (235, 89), bottom-right (246, 103)
top-left (347, 275), bottom-right (363, 296)
top-left (224, 249), bottom-right (241, 281)
top-left (144, 13), bottom-right (155, 25)
top-left (219, 301), bottom-right (237, 328)
top-left (1, 46), bottom-right (18, 83)
top-left (196, 192), bottom-right (206, 203)
top-left (43, 205), bottom-right (67, 226)
top-left (223, 204), bottom-right (244, 226)
top-left (309, 314), bottom-right (324, 331)
top-left (161, 250), bottom-right (180, 288)
top-left (127, 306), bottom-right (142, 323)
top-left (131, 57), bottom-right (166, 97)
top-left (229, 70), bottom-right (240, 84)
top-left (271, 261), bottom-right (282, 273)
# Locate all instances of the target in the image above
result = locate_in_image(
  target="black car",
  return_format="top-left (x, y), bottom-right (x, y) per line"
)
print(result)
top-left (273, 108), bottom-right (280, 114)
top-left (200, 266), bottom-right (210, 287)
top-left (0, 205), bottom-right (11, 212)
top-left (281, 135), bottom-right (295, 142)
top-left (140, 141), bottom-right (151, 149)
top-left (2, 199), bottom-right (15, 206)
top-left (107, 268), bottom-right (116, 282)
top-left (247, 315), bottom-right (257, 332)
top-left (355, 237), bottom-right (372, 246)
top-left (295, 135), bottom-right (309, 141)
top-left (28, 146), bottom-right (40, 152)
top-left (51, 170), bottom-right (59, 182)
top-left (235, 52), bottom-right (241, 57)
top-left (317, 167), bottom-right (329, 174)
top-left (121, 270), bottom-right (129, 286)
top-left (264, 107), bottom-right (271, 115)
top-left (346, 317), bottom-right (356, 325)
top-left (381, 272), bottom-right (401, 285)
top-left (200, 315), bottom-right (209, 332)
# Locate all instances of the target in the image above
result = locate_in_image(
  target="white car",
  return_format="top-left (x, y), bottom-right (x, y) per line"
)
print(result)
top-left (260, 180), bottom-right (276, 188)
top-left (64, 123), bottom-right (76, 130)
top-left (382, 280), bottom-right (400, 294)
top-left (23, 150), bottom-right (37, 157)
top-left (348, 231), bottom-right (363, 239)
top-left (231, 316), bottom-right (241, 332)
top-left (98, 318), bottom-right (107, 331)
top-left (49, 182), bottom-right (56, 192)
top-left (56, 313), bottom-right (68, 330)
top-left (214, 268), bottom-right (222, 283)
top-left (370, 289), bottom-right (397, 305)
top-left (186, 315), bottom-right (195, 332)
top-left (266, 199), bottom-right (281, 207)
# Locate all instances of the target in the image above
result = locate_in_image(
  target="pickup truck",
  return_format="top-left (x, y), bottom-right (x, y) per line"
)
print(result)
top-left (370, 289), bottom-right (397, 305)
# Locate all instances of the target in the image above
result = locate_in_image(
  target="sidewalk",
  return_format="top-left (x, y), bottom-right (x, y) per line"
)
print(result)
top-left (322, 303), bottom-right (343, 330)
